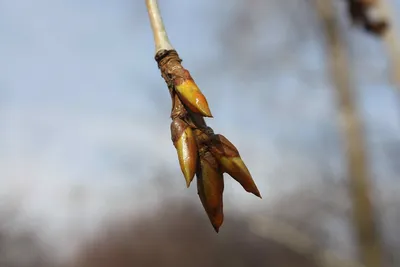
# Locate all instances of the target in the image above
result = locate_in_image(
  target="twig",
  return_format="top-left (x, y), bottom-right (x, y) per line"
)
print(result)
top-left (145, 0), bottom-right (174, 53)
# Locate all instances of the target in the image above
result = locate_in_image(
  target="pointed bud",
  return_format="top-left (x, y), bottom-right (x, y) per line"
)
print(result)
top-left (171, 118), bottom-right (198, 187)
top-left (174, 70), bottom-right (212, 117)
top-left (210, 134), bottom-right (261, 198)
top-left (196, 152), bottom-right (224, 232)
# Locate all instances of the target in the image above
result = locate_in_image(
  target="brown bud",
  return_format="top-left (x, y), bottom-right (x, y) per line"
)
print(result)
top-left (210, 134), bottom-right (261, 198)
top-left (196, 152), bottom-right (224, 232)
top-left (171, 118), bottom-right (198, 187)
top-left (174, 70), bottom-right (212, 117)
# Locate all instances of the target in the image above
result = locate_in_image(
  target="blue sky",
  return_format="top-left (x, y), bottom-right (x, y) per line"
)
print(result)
top-left (0, 0), bottom-right (399, 262)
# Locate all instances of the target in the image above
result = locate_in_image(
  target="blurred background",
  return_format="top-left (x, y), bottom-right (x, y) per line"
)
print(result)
top-left (0, 0), bottom-right (399, 266)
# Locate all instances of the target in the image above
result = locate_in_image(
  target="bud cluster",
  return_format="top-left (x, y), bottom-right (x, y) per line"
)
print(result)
top-left (155, 49), bottom-right (261, 232)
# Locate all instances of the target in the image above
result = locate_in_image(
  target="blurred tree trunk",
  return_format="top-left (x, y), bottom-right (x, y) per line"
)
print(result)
top-left (313, 0), bottom-right (383, 267)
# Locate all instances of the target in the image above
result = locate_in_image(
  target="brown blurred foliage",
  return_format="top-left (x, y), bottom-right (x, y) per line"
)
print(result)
top-left (72, 201), bottom-right (318, 267)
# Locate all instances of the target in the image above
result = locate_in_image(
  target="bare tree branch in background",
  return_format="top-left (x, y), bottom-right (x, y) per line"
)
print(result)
top-left (250, 216), bottom-right (364, 267)
top-left (345, 0), bottom-right (400, 107)
top-left (314, 0), bottom-right (384, 266)
top-left (145, 0), bottom-right (261, 232)
top-left (371, 0), bottom-right (400, 95)
top-left (345, 0), bottom-right (388, 35)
